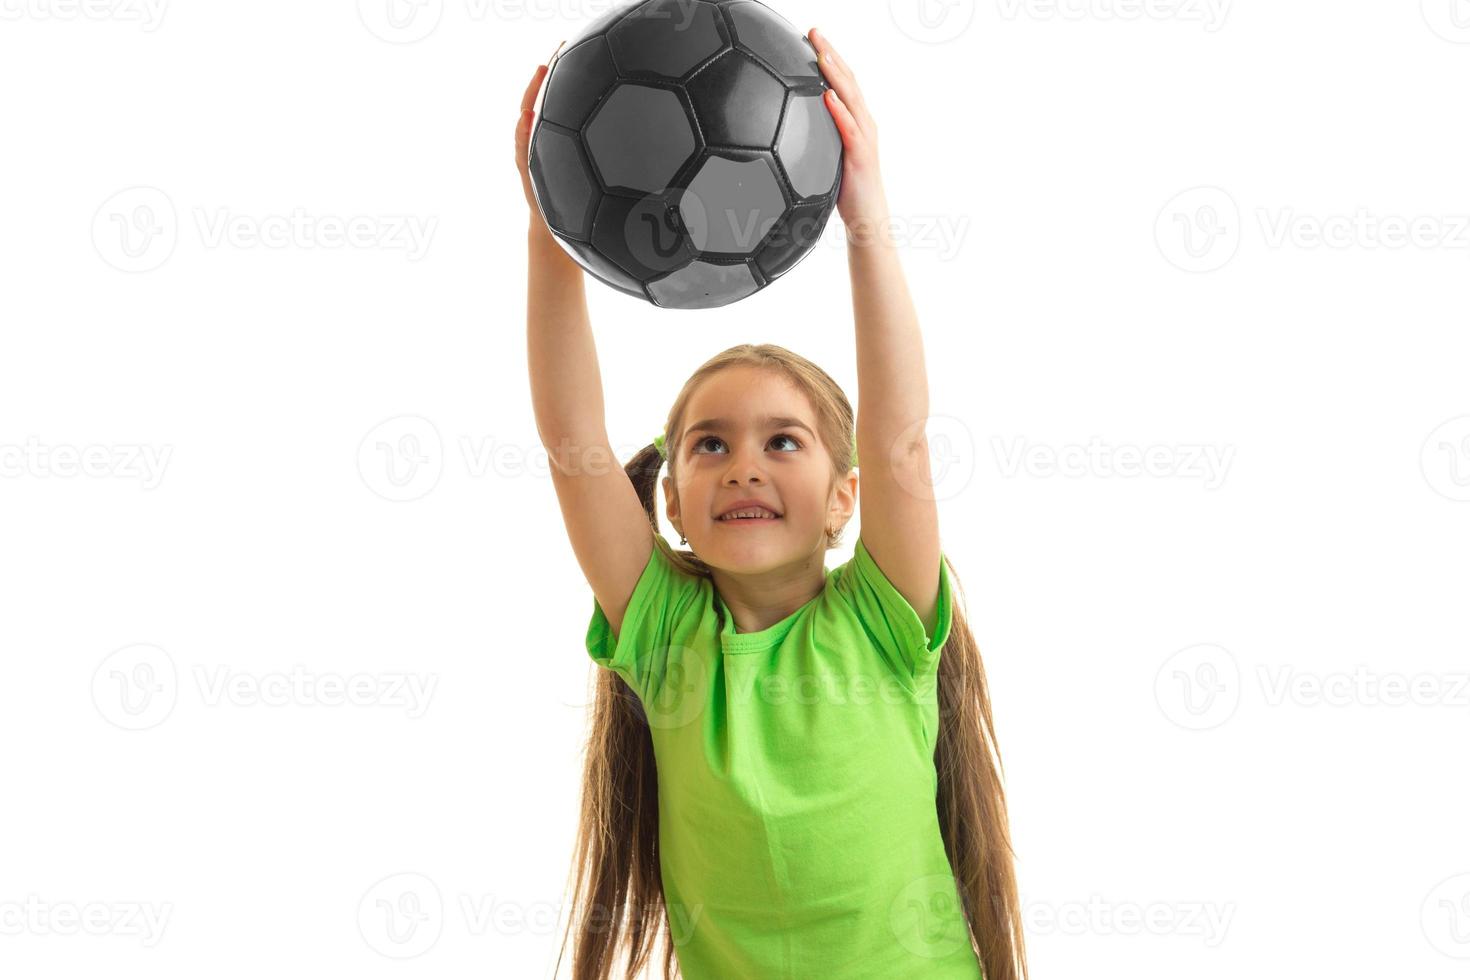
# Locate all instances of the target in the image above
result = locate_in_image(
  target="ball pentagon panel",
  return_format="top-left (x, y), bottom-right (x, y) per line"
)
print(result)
top-left (528, 126), bottom-right (599, 241)
top-left (648, 260), bottom-right (760, 309)
top-left (775, 92), bottom-right (842, 199)
top-left (679, 154), bottom-right (787, 255)
top-left (585, 84), bottom-right (698, 194)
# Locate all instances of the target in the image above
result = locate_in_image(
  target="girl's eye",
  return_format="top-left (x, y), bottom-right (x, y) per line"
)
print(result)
top-left (770, 433), bottom-right (801, 452)
top-left (691, 434), bottom-right (802, 455)
top-left (692, 436), bottom-right (725, 454)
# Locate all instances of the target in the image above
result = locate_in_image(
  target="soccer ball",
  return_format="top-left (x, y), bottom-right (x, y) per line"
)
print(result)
top-left (528, 0), bottom-right (843, 309)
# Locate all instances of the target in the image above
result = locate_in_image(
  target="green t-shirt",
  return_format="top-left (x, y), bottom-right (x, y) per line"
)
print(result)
top-left (586, 533), bottom-right (984, 979)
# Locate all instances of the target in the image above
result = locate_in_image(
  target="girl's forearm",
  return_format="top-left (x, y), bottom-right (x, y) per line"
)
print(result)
top-left (526, 224), bottom-right (609, 453)
top-left (847, 214), bottom-right (932, 462)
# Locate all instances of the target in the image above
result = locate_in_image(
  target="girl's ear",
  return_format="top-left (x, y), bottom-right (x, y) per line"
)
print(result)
top-left (663, 475), bottom-right (680, 529)
top-left (831, 470), bottom-right (858, 525)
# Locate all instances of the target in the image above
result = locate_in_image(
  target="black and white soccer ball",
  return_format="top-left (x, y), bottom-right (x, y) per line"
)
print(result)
top-left (528, 0), bottom-right (843, 309)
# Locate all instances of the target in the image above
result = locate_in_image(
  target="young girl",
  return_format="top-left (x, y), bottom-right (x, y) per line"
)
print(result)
top-left (517, 27), bottom-right (1026, 980)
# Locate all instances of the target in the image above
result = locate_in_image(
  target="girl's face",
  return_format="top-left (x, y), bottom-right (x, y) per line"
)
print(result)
top-left (663, 366), bottom-right (855, 571)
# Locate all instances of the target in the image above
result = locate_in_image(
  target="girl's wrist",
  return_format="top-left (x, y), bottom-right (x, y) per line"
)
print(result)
top-left (528, 222), bottom-right (583, 277)
top-left (528, 218), bottom-right (561, 255)
top-left (839, 182), bottom-right (892, 240)
top-left (843, 207), bottom-right (896, 249)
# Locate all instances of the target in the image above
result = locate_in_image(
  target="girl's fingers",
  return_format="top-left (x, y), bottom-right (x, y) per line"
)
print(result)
top-left (517, 57), bottom-right (556, 168)
top-left (516, 99), bottom-right (538, 159)
top-left (824, 88), bottom-right (860, 145)
top-left (822, 67), bottom-right (867, 144)
top-left (520, 63), bottom-right (549, 117)
top-left (809, 28), bottom-right (874, 136)
top-left (517, 49), bottom-right (561, 205)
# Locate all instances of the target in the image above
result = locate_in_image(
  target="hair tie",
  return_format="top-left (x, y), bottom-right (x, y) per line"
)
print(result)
top-left (654, 431), bottom-right (857, 466)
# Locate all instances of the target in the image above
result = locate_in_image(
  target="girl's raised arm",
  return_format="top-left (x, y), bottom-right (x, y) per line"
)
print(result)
top-left (809, 28), bottom-right (943, 639)
top-left (517, 59), bottom-right (654, 638)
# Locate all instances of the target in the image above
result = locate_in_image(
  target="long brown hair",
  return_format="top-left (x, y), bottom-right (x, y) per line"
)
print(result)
top-left (553, 344), bottom-right (1027, 980)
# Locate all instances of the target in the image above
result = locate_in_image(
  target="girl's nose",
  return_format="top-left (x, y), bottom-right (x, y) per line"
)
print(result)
top-left (722, 444), bottom-right (767, 483)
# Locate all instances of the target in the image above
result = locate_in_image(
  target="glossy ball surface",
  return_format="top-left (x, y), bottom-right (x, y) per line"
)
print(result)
top-left (529, 0), bottom-right (843, 309)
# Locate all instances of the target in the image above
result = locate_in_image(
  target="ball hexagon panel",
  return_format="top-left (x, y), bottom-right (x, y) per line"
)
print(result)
top-left (686, 50), bottom-right (786, 148)
top-left (608, 0), bottom-right (728, 79)
top-left (724, 1), bottom-right (820, 81)
top-left (679, 154), bottom-right (787, 255)
top-left (591, 194), bottom-right (695, 280)
top-left (541, 35), bottom-right (619, 131)
top-left (648, 260), bottom-right (759, 309)
top-left (529, 125), bottom-right (599, 241)
top-left (755, 202), bottom-right (830, 280)
top-left (585, 84), bottom-right (698, 193)
top-left (775, 93), bottom-right (841, 199)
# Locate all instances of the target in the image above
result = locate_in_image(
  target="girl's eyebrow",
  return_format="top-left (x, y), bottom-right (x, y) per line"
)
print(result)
top-left (685, 416), bottom-right (815, 438)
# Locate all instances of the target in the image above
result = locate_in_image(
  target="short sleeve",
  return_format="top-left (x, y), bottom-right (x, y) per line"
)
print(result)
top-left (585, 533), bottom-right (707, 700)
top-left (834, 535), bottom-right (955, 683)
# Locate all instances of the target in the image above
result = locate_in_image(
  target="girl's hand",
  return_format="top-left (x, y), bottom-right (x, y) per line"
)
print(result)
top-left (515, 44), bottom-right (564, 233)
top-left (808, 28), bottom-right (889, 231)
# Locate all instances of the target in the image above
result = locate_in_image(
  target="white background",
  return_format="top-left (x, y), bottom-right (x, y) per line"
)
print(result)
top-left (2, 0), bottom-right (1468, 977)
